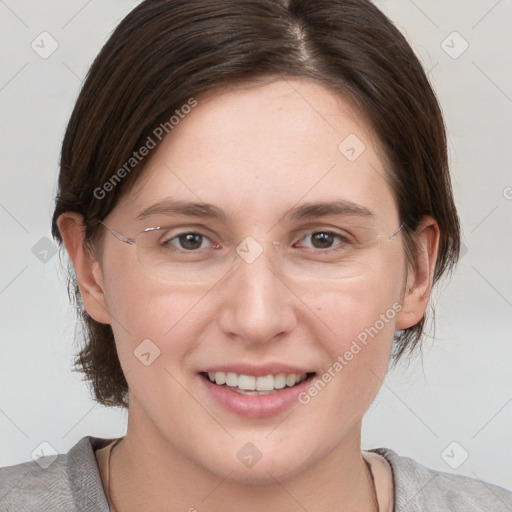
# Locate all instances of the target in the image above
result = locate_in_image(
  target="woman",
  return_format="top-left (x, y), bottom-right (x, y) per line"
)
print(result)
top-left (1, 0), bottom-right (510, 510)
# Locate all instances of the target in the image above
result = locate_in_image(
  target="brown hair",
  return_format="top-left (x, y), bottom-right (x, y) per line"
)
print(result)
top-left (51, 0), bottom-right (460, 408)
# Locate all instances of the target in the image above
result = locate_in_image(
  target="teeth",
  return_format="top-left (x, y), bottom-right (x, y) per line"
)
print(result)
top-left (225, 372), bottom-right (237, 386)
top-left (285, 374), bottom-right (297, 387)
top-left (206, 371), bottom-right (309, 391)
top-left (256, 375), bottom-right (274, 391)
top-left (236, 388), bottom-right (277, 396)
top-left (238, 374), bottom-right (256, 390)
top-left (273, 373), bottom-right (286, 389)
top-left (213, 371), bottom-right (226, 385)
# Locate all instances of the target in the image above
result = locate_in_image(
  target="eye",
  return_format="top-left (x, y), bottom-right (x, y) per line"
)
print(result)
top-left (163, 232), bottom-right (215, 251)
top-left (295, 231), bottom-right (351, 251)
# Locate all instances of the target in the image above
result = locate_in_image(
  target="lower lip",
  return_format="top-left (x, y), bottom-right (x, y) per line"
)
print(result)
top-left (199, 373), bottom-right (315, 419)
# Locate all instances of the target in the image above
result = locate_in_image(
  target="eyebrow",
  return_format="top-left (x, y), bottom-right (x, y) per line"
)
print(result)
top-left (136, 200), bottom-right (230, 222)
top-left (135, 198), bottom-right (375, 222)
top-left (287, 200), bottom-right (374, 221)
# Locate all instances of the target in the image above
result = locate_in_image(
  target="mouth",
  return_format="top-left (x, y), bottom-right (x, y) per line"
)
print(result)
top-left (200, 371), bottom-right (316, 395)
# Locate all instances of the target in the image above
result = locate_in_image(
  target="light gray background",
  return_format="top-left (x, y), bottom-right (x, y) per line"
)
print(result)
top-left (1, 0), bottom-right (511, 492)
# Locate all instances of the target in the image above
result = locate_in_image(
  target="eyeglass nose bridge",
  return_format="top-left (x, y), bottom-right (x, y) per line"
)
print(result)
top-left (233, 236), bottom-right (284, 266)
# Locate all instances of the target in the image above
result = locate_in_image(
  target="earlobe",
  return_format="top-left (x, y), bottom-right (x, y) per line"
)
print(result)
top-left (57, 212), bottom-right (111, 325)
top-left (395, 216), bottom-right (440, 330)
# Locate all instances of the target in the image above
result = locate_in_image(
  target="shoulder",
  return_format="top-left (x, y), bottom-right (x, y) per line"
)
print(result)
top-left (0, 436), bottom-right (113, 512)
top-left (370, 447), bottom-right (512, 512)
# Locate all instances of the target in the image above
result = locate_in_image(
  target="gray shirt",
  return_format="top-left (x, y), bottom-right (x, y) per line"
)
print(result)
top-left (1, 436), bottom-right (511, 511)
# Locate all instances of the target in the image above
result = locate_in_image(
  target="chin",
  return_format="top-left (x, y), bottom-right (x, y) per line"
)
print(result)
top-left (194, 438), bottom-right (320, 486)
top-left (218, 457), bottom-right (309, 486)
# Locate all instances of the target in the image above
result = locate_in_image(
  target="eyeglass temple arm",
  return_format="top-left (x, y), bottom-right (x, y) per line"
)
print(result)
top-left (390, 222), bottom-right (405, 241)
top-left (98, 220), bottom-right (136, 245)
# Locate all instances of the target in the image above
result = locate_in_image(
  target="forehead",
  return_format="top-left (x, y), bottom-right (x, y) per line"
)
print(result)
top-left (114, 78), bottom-right (397, 228)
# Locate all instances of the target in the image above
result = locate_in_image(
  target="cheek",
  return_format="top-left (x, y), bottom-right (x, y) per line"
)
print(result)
top-left (101, 277), bottom-right (212, 422)
top-left (100, 255), bottom-right (208, 373)
top-left (299, 253), bottom-right (405, 407)
top-left (307, 245), bottom-right (405, 349)
top-left (307, 281), bottom-right (399, 379)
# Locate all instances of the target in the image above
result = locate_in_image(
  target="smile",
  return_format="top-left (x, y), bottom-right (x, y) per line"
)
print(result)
top-left (203, 371), bottom-right (311, 395)
top-left (198, 368), bottom-right (316, 417)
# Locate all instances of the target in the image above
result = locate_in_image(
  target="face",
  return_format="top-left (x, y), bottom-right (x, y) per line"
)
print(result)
top-left (91, 78), bottom-right (411, 482)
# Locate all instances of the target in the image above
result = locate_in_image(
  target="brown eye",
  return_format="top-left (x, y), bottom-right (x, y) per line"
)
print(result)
top-left (297, 231), bottom-right (349, 251)
top-left (177, 233), bottom-right (204, 250)
top-left (310, 232), bottom-right (336, 249)
top-left (162, 232), bottom-right (209, 251)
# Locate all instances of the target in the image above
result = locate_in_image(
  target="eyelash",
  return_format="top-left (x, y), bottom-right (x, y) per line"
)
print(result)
top-left (162, 230), bottom-right (352, 254)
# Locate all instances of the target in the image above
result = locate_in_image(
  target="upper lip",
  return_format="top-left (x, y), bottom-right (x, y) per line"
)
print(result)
top-left (200, 363), bottom-right (315, 377)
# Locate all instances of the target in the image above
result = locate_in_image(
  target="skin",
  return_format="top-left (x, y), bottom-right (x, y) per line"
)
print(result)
top-left (58, 77), bottom-right (439, 511)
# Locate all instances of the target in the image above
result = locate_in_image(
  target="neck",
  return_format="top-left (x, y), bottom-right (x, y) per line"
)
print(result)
top-left (109, 402), bottom-right (377, 512)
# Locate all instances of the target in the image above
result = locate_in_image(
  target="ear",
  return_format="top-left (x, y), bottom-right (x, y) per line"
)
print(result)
top-left (57, 212), bottom-right (111, 324)
top-left (395, 216), bottom-right (440, 330)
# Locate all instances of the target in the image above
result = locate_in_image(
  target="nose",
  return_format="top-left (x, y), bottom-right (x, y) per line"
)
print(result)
top-left (216, 239), bottom-right (298, 345)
